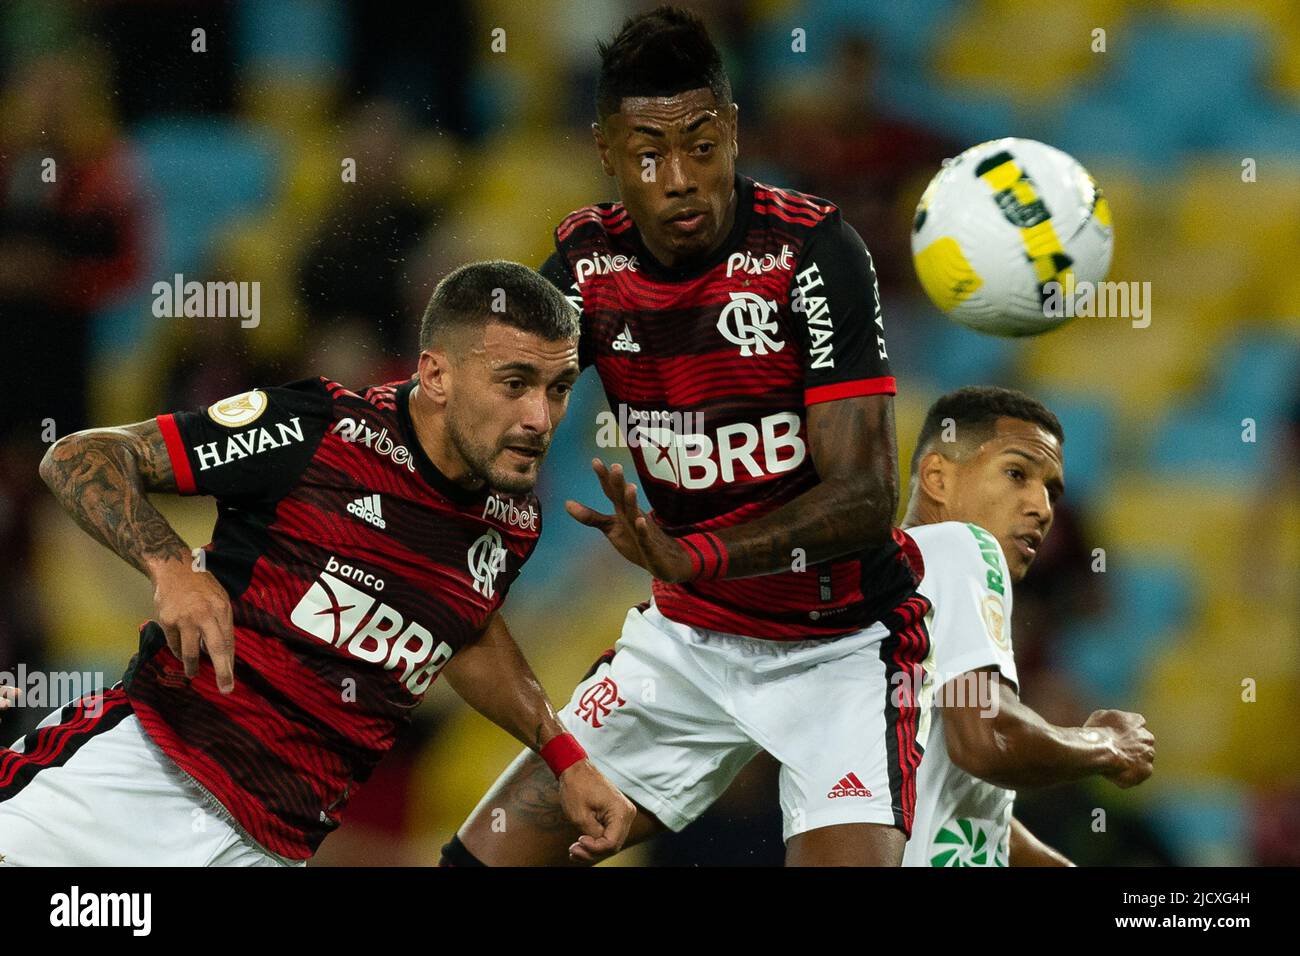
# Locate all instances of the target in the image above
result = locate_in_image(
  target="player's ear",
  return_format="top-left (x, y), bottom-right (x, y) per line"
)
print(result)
top-left (417, 348), bottom-right (453, 407)
top-left (918, 450), bottom-right (952, 507)
top-left (592, 122), bottom-right (615, 177)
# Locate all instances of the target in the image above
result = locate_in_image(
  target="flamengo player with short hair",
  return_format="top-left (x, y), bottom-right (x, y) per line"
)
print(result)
top-left (897, 387), bottom-right (1154, 866)
top-left (1, 260), bottom-right (635, 865)
top-left (445, 7), bottom-right (926, 867)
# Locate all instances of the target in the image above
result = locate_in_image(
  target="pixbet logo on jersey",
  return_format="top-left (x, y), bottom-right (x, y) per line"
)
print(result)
top-left (575, 253), bottom-right (638, 284)
top-left (331, 417), bottom-right (417, 473)
top-left (290, 571), bottom-right (453, 695)
top-left (725, 244), bottom-right (793, 277)
top-left (717, 292), bottom-right (785, 357)
top-left (632, 411), bottom-right (806, 489)
top-left (482, 494), bottom-right (538, 531)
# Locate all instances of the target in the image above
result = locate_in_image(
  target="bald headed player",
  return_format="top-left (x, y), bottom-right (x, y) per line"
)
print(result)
top-left (446, 6), bottom-right (925, 867)
top-left (3, 261), bottom-right (634, 865)
top-left (898, 386), bottom-right (1155, 866)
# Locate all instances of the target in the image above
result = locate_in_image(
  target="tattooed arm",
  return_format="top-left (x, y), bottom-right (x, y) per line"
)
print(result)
top-left (566, 393), bottom-right (899, 581)
top-left (442, 612), bottom-right (636, 861)
top-left (39, 420), bottom-right (237, 691)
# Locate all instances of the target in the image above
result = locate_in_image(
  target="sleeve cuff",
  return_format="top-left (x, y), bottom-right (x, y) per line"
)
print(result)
top-left (156, 414), bottom-right (197, 495)
top-left (805, 376), bottom-right (897, 407)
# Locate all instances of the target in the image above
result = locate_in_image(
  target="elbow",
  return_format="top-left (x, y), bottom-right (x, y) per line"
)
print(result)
top-left (38, 435), bottom-right (70, 491)
top-left (844, 474), bottom-right (898, 545)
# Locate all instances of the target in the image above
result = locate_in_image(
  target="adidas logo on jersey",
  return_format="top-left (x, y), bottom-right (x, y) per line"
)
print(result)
top-left (611, 325), bottom-right (641, 353)
top-left (827, 772), bottom-right (873, 799)
top-left (347, 494), bottom-right (386, 529)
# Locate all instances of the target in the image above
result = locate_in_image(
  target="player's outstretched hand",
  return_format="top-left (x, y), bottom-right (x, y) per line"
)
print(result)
top-left (565, 459), bottom-right (693, 583)
top-left (559, 759), bottom-right (637, 864)
top-left (1085, 709), bottom-right (1155, 788)
top-left (151, 558), bottom-right (237, 694)
top-left (0, 685), bottom-right (20, 724)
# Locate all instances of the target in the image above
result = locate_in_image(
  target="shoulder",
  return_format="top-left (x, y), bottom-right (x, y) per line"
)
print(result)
top-left (554, 200), bottom-right (633, 249)
top-left (907, 521), bottom-right (1009, 591)
top-left (749, 178), bottom-right (839, 229)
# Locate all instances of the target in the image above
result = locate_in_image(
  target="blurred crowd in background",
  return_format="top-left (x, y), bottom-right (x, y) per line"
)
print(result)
top-left (0, 0), bottom-right (1297, 866)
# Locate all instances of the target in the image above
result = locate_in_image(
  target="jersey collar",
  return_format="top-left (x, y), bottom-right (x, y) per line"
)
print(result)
top-left (625, 172), bottom-right (754, 282)
top-left (394, 379), bottom-right (490, 508)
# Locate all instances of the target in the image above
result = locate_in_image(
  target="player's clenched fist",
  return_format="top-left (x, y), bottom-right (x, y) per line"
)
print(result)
top-left (1085, 709), bottom-right (1155, 788)
top-left (150, 558), bottom-right (237, 694)
top-left (559, 759), bottom-right (637, 864)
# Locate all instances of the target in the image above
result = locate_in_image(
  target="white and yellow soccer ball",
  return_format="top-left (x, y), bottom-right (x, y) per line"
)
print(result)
top-left (911, 137), bottom-right (1113, 337)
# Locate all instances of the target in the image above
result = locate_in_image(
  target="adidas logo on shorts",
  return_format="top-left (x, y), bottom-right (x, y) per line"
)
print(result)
top-left (827, 772), bottom-right (873, 799)
top-left (612, 324), bottom-right (641, 353)
top-left (347, 493), bottom-right (386, 530)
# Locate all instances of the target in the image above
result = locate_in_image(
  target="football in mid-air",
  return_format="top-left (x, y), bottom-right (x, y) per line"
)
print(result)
top-left (911, 137), bottom-right (1114, 337)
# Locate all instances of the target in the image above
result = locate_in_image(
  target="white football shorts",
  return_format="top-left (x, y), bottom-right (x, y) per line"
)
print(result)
top-left (0, 687), bottom-right (301, 866)
top-left (558, 600), bottom-right (931, 843)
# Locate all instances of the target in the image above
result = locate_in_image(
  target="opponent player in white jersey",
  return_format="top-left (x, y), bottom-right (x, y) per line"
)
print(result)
top-left (897, 386), bottom-right (1155, 866)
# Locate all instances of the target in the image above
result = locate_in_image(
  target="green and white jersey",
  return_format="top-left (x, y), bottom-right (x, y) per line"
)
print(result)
top-left (902, 521), bottom-right (1018, 867)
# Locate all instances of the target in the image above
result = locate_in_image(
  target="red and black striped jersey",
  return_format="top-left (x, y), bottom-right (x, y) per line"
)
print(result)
top-left (124, 377), bottom-right (540, 859)
top-left (541, 173), bottom-right (916, 640)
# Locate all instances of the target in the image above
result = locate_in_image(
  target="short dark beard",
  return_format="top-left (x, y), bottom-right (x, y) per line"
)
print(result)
top-left (445, 406), bottom-right (538, 495)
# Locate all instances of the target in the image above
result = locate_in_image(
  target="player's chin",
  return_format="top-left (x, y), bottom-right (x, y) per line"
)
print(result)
top-left (488, 451), bottom-right (543, 494)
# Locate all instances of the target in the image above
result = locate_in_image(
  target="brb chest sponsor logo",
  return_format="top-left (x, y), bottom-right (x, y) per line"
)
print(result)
top-left (331, 416), bottom-right (416, 473)
top-left (291, 562), bottom-right (452, 695)
top-left (633, 411), bottom-right (806, 489)
top-left (717, 291), bottom-right (785, 357)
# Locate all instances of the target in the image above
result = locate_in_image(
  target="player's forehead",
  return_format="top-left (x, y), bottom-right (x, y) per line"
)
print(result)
top-left (608, 88), bottom-right (725, 136)
top-left (979, 416), bottom-right (1063, 467)
top-left (478, 320), bottom-right (578, 374)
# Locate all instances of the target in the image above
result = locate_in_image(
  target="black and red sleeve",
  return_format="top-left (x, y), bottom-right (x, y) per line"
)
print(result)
top-left (791, 213), bottom-right (896, 407)
top-left (539, 248), bottom-right (594, 370)
top-left (155, 378), bottom-right (333, 502)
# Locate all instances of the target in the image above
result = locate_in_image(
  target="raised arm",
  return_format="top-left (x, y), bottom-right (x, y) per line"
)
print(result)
top-left (942, 669), bottom-right (1155, 791)
top-left (441, 612), bottom-right (635, 861)
top-left (39, 419), bottom-right (236, 691)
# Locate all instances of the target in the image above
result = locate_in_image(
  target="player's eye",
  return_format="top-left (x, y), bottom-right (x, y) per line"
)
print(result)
top-left (503, 379), bottom-right (526, 392)
top-left (638, 151), bottom-right (660, 163)
top-left (551, 383), bottom-right (572, 397)
top-left (695, 142), bottom-right (714, 155)
top-left (1006, 467), bottom-right (1025, 482)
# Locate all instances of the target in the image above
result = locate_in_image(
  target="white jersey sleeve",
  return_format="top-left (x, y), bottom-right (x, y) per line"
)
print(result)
top-left (908, 522), bottom-right (1018, 690)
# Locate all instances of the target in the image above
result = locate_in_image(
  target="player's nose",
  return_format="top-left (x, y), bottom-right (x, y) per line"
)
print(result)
top-left (661, 152), bottom-right (695, 196)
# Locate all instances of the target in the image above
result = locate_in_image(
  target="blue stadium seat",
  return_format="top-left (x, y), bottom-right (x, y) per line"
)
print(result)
top-left (236, 0), bottom-right (347, 72)
top-left (1034, 392), bottom-right (1114, 506)
top-left (1146, 787), bottom-right (1248, 865)
top-left (1147, 332), bottom-right (1299, 478)
top-left (131, 118), bottom-right (281, 277)
top-left (890, 307), bottom-right (1018, 393)
top-left (1055, 560), bottom-right (1193, 701)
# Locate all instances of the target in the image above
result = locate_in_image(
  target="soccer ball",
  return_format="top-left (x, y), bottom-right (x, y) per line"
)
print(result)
top-left (911, 137), bottom-right (1114, 337)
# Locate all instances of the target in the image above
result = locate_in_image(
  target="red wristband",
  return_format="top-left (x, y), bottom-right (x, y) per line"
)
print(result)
top-left (678, 531), bottom-right (729, 580)
top-left (539, 732), bottom-right (587, 777)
